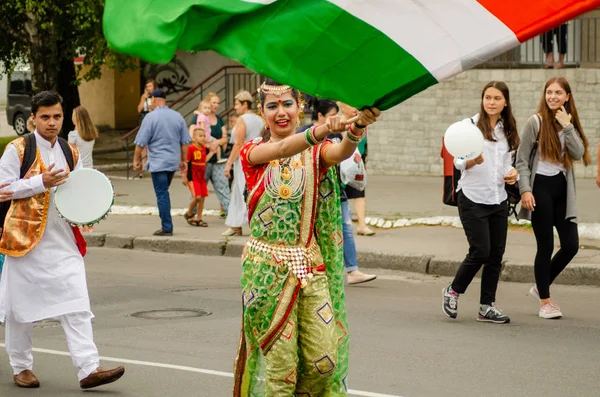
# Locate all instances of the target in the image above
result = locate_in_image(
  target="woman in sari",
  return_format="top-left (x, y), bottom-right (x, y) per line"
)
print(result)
top-left (233, 80), bottom-right (380, 397)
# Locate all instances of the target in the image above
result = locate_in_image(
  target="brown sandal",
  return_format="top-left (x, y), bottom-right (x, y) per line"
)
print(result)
top-left (193, 219), bottom-right (208, 227)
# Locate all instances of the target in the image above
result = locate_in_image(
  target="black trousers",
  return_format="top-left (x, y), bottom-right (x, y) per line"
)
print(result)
top-left (451, 191), bottom-right (508, 305)
top-left (541, 24), bottom-right (568, 55)
top-left (531, 174), bottom-right (579, 300)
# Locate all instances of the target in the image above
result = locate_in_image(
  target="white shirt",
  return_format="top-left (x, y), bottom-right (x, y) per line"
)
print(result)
top-left (455, 115), bottom-right (515, 205)
top-left (0, 131), bottom-right (92, 323)
top-left (68, 130), bottom-right (95, 168)
top-left (536, 130), bottom-right (566, 176)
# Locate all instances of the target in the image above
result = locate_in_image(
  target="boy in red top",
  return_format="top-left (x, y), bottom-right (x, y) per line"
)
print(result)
top-left (182, 128), bottom-right (214, 226)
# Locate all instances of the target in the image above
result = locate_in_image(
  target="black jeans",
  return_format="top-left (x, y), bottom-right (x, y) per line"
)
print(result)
top-left (531, 174), bottom-right (579, 299)
top-left (451, 191), bottom-right (508, 305)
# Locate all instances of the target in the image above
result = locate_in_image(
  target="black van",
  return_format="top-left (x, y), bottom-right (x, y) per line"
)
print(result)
top-left (6, 69), bottom-right (32, 136)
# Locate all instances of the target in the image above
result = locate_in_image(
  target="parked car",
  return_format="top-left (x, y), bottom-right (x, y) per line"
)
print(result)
top-left (7, 69), bottom-right (32, 136)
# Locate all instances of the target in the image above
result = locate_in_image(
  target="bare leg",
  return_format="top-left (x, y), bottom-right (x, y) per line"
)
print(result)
top-left (354, 197), bottom-right (375, 236)
top-left (196, 197), bottom-right (205, 221)
top-left (544, 52), bottom-right (554, 68)
top-left (555, 53), bottom-right (565, 69)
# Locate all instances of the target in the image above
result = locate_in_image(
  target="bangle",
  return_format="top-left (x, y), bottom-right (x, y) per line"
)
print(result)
top-left (305, 126), bottom-right (318, 146)
top-left (347, 123), bottom-right (367, 140)
top-left (345, 127), bottom-right (366, 143)
top-left (354, 121), bottom-right (366, 129)
top-left (304, 125), bottom-right (323, 146)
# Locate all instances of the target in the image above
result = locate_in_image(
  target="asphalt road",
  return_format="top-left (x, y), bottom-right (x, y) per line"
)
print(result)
top-left (1, 248), bottom-right (600, 397)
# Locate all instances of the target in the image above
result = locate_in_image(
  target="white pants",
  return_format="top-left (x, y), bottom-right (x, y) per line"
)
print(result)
top-left (5, 311), bottom-right (100, 381)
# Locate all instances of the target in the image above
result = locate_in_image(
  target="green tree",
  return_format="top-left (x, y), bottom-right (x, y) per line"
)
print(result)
top-left (0, 0), bottom-right (136, 133)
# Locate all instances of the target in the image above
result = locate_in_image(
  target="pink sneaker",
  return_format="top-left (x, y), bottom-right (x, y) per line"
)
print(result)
top-left (539, 301), bottom-right (562, 319)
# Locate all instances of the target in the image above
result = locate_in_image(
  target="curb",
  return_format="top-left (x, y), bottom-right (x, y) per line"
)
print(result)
top-left (84, 233), bottom-right (600, 287)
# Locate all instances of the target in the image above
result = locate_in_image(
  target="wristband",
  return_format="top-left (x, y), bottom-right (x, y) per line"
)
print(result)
top-left (353, 121), bottom-right (366, 129)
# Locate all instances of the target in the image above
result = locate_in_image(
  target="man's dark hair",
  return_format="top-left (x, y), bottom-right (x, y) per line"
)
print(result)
top-left (31, 91), bottom-right (64, 115)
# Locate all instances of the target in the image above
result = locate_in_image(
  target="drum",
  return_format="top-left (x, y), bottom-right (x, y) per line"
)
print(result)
top-left (55, 169), bottom-right (114, 226)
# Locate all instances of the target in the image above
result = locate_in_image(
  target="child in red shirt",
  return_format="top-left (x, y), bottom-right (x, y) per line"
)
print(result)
top-left (182, 128), bottom-right (214, 226)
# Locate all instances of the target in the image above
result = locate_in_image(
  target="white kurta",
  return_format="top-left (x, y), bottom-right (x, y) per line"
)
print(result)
top-left (0, 131), bottom-right (91, 324)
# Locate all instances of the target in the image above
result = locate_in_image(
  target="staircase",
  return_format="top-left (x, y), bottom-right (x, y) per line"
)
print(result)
top-left (110, 65), bottom-right (262, 179)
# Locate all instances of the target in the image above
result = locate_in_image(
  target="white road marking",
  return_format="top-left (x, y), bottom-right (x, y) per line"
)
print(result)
top-left (0, 343), bottom-right (405, 397)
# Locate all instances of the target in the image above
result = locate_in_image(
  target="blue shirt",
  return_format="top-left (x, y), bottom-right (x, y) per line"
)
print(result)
top-left (135, 106), bottom-right (191, 172)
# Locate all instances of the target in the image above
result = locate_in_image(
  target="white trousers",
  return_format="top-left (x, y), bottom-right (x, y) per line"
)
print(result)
top-left (5, 311), bottom-right (100, 381)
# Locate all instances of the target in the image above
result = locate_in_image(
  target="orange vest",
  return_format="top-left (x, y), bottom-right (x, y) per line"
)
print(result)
top-left (0, 137), bottom-right (79, 257)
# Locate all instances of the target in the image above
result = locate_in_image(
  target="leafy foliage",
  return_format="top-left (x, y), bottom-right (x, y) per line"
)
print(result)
top-left (0, 0), bottom-right (137, 89)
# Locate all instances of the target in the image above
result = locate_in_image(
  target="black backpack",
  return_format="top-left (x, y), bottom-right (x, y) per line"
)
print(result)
top-left (0, 134), bottom-right (74, 237)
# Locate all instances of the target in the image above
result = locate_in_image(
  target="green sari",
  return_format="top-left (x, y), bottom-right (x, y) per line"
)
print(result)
top-left (234, 142), bottom-right (348, 396)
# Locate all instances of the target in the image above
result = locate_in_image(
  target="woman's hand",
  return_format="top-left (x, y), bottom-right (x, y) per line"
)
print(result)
top-left (466, 154), bottom-right (484, 169)
top-left (504, 168), bottom-right (518, 185)
top-left (325, 115), bottom-right (347, 134)
top-left (521, 192), bottom-right (536, 211)
top-left (555, 106), bottom-right (572, 128)
top-left (354, 107), bottom-right (381, 128)
top-left (224, 163), bottom-right (232, 179)
top-left (0, 182), bottom-right (14, 202)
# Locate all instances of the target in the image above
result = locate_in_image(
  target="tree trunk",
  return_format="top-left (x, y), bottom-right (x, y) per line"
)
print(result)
top-left (24, 12), bottom-right (59, 92)
top-left (57, 44), bottom-right (80, 136)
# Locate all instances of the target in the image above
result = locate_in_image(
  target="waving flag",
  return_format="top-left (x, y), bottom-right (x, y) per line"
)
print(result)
top-left (103, 0), bottom-right (600, 110)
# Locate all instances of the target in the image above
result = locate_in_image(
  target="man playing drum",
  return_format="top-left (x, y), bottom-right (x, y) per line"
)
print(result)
top-left (0, 91), bottom-right (125, 390)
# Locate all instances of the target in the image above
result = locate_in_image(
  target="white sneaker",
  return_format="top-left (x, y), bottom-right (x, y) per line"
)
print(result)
top-left (539, 301), bottom-right (562, 319)
top-left (529, 285), bottom-right (540, 302)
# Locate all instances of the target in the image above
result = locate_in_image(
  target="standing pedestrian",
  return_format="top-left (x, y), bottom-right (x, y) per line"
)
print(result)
top-left (136, 79), bottom-right (158, 178)
top-left (189, 93), bottom-right (230, 217)
top-left (69, 106), bottom-right (99, 169)
top-left (222, 90), bottom-right (263, 237)
top-left (442, 81), bottom-right (519, 324)
top-left (517, 77), bottom-right (591, 319)
top-left (303, 98), bottom-right (377, 285)
top-left (541, 24), bottom-right (568, 69)
top-left (134, 89), bottom-right (191, 236)
top-left (338, 102), bottom-right (376, 236)
top-left (182, 128), bottom-right (214, 227)
top-left (0, 91), bottom-right (125, 390)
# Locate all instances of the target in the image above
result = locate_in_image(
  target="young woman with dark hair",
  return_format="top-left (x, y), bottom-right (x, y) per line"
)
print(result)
top-left (233, 79), bottom-right (380, 395)
top-left (517, 77), bottom-right (591, 319)
top-left (442, 81), bottom-right (519, 324)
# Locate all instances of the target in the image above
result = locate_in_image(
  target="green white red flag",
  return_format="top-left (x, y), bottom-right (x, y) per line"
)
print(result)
top-left (103, 0), bottom-right (600, 110)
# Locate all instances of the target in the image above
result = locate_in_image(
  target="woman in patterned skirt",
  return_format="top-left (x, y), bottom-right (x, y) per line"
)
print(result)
top-left (233, 80), bottom-right (379, 396)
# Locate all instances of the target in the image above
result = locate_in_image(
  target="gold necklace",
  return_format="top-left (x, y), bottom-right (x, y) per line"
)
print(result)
top-left (264, 153), bottom-right (306, 200)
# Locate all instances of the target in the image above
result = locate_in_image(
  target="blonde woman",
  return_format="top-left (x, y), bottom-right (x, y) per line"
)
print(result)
top-left (70, 106), bottom-right (99, 169)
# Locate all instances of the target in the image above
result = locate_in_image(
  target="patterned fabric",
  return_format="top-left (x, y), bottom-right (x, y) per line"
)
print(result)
top-left (234, 142), bottom-right (348, 397)
top-left (0, 138), bottom-right (79, 257)
top-left (205, 162), bottom-right (230, 210)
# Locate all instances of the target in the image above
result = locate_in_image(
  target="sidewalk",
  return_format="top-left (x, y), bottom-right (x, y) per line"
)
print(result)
top-left (87, 174), bottom-right (600, 286)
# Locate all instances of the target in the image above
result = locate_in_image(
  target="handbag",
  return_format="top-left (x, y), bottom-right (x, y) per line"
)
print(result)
top-left (510, 114), bottom-right (540, 218)
top-left (340, 149), bottom-right (367, 191)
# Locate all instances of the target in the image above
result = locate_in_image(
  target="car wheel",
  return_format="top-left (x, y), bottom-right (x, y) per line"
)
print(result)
top-left (14, 113), bottom-right (27, 136)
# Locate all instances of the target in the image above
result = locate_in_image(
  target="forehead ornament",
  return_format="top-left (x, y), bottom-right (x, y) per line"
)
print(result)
top-left (259, 82), bottom-right (293, 98)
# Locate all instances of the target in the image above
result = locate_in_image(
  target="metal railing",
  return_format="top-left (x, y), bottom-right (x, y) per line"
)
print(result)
top-left (121, 65), bottom-right (262, 179)
top-left (478, 17), bottom-right (600, 68)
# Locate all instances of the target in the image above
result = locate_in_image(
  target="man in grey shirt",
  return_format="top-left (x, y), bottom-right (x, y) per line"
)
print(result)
top-left (134, 89), bottom-right (191, 236)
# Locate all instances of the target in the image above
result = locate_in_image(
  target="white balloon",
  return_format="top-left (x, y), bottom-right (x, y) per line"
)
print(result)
top-left (443, 121), bottom-right (484, 160)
